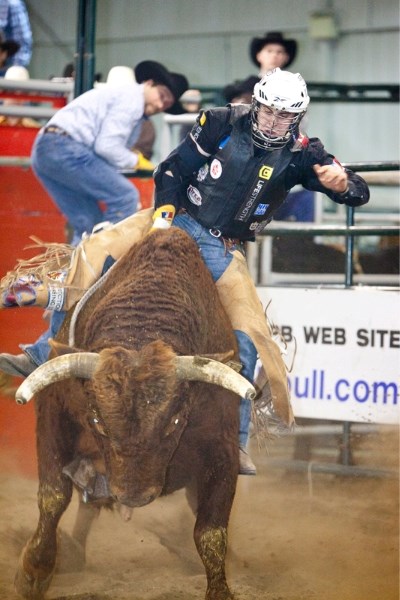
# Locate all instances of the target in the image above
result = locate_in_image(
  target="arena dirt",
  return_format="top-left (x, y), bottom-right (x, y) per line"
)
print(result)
top-left (0, 426), bottom-right (398, 600)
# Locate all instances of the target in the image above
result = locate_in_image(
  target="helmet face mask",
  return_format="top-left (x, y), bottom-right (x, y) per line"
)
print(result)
top-left (251, 68), bottom-right (310, 150)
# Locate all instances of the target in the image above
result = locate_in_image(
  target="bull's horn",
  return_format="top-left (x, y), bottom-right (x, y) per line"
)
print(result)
top-left (15, 352), bottom-right (256, 406)
top-left (15, 353), bottom-right (99, 404)
top-left (175, 356), bottom-right (256, 401)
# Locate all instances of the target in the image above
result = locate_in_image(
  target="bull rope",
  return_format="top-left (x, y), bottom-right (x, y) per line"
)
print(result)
top-left (68, 258), bottom-right (119, 346)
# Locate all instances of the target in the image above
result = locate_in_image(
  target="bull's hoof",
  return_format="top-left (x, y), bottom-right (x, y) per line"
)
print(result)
top-left (14, 563), bottom-right (53, 600)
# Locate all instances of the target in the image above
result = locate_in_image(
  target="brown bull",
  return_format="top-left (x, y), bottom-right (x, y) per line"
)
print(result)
top-left (13, 227), bottom-right (255, 600)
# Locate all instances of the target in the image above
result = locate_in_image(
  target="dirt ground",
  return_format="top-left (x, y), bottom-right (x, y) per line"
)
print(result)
top-left (0, 426), bottom-right (398, 600)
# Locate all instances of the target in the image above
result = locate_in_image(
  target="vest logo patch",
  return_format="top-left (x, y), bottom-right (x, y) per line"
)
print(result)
top-left (255, 219), bottom-right (270, 234)
top-left (259, 165), bottom-right (274, 180)
top-left (187, 185), bottom-right (202, 206)
top-left (199, 112), bottom-right (206, 126)
top-left (197, 164), bottom-right (209, 182)
top-left (254, 203), bottom-right (269, 216)
top-left (236, 179), bottom-right (265, 221)
top-left (210, 159), bottom-right (222, 179)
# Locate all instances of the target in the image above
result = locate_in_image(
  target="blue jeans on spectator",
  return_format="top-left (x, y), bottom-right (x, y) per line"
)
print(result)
top-left (32, 132), bottom-right (139, 246)
top-left (22, 212), bottom-right (257, 448)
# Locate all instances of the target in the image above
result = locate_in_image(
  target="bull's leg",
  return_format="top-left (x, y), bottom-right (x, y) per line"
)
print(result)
top-left (14, 395), bottom-right (75, 600)
top-left (195, 525), bottom-right (234, 600)
top-left (14, 474), bottom-right (73, 599)
top-left (192, 449), bottom-right (237, 600)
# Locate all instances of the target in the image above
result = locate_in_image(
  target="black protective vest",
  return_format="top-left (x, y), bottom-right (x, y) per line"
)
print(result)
top-left (183, 105), bottom-right (294, 240)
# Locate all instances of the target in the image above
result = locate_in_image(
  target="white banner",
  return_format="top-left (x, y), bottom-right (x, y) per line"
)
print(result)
top-left (256, 287), bottom-right (399, 424)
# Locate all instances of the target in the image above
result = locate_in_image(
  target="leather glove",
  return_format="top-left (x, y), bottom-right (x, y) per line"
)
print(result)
top-left (134, 151), bottom-right (155, 172)
top-left (151, 204), bottom-right (176, 231)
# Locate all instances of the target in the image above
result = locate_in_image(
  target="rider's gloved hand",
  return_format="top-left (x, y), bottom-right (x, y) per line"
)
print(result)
top-left (133, 151), bottom-right (155, 172)
top-left (151, 205), bottom-right (176, 231)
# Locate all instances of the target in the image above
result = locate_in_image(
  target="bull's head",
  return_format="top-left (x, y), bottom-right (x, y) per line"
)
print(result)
top-left (16, 340), bottom-right (255, 507)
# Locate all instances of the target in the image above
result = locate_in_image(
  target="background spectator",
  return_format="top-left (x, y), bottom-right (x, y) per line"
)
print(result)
top-left (97, 65), bottom-right (157, 161)
top-left (0, 64), bottom-right (41, 127)
top-left (0, 0), bottom-right (32, 75)
top-left (222, 31), bottom-right (297, 104)
top-left (0, 29), bottom-right (19, 75)
top-left (179, 88), bottom-right (202, 140)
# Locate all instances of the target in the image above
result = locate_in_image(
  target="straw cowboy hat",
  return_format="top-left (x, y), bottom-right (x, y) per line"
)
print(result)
top-left (249, 31), bottom-right (297, 69)
top-left (134, 60), bottom-right (189, 114)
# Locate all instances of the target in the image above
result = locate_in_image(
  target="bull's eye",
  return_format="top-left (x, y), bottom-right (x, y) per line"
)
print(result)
top-left (92, 416), bottom-right (108, 437)
top-left (164, 416), bottom-right (180, 437)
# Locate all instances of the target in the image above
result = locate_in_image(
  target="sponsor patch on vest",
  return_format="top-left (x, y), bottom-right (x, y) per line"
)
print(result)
top-left (191, 126), bottom-right (202, 141)
top-left (236, 179), bottom-right (265, 221)
top-left (255, 219), bottom-right (270, 234)
top-left (254, 203), bottom-right (269, 216)
top-left (197, 164), bottom-right (209, 182)
top-left (200, 112), bottom-right (206, 126)
top-left (259, 165), bottom-right (274, 179)
top-left (210, 159), bottom-right (222, 179)
top-left (187, 185), bottom-right (202, 206)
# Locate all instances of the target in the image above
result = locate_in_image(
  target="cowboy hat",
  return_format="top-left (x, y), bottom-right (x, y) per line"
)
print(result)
top-left (249, 31), bottom-right (297, 69)
top-left (222, 76), bottom-right (258, 104)
top-left (134, 60), bottom-right (189, 114)
top-left (0, 31), bottom-right (20, 58)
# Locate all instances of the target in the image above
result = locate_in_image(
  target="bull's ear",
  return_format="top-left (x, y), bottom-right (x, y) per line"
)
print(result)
top-left (49, 338), bottom-right (80, 356)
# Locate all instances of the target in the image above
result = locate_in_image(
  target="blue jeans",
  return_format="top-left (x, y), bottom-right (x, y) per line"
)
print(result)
top-left (22, 310), bottom-right (66, 366)
top-left (32, 132), bottom-right (139, 246)
top-left (23, 213), bottom-right (257, 447)
top-left (174, 213), bottom-right (258, 447)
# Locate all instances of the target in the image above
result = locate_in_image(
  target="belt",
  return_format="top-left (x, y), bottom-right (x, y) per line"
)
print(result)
top-left (43, 126), bottom-right (70, 136)
top-left (177, 209), bottom-right (243, 249)
top-left (209, 228), bottom-right (242, 248)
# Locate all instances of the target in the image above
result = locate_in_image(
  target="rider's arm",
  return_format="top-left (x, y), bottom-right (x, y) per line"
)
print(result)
top-left (153, 108), bottom-right (232, 227)
top-left (292, 137), bottom-right (370, 207)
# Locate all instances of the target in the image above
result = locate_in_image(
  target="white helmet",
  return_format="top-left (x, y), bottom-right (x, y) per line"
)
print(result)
top-left (251, 68), bottom-right (310, 150)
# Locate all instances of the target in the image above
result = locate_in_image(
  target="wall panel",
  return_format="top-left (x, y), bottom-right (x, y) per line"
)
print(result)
top-left (23, 0), bottom-right (400, 161)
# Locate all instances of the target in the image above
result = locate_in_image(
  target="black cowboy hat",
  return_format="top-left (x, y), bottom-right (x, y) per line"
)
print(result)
top-left (0, 31), bottom-right (20, 57)
top-left (134, 60), bottom-right (189, 115)
top-left (222, 75), bottom-right (258, 104)
top-left (249, 31), bottom-right (297, 69)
